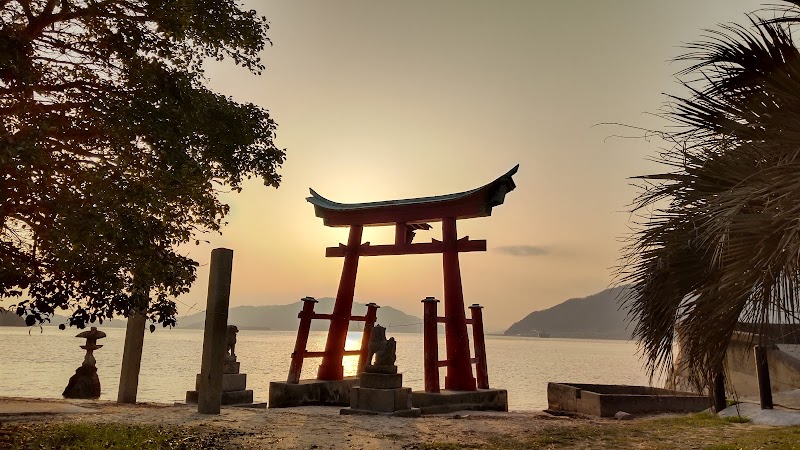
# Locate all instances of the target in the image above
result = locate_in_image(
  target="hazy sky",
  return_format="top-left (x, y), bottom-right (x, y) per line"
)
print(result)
top-left (178, 0), bottom-right (766, 331)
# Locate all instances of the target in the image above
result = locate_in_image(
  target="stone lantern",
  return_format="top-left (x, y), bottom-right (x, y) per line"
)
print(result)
top-left (63, 326), bottom-right (106, 399)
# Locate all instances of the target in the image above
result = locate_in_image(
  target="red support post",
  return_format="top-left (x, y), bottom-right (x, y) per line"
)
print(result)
top-left (288, 297), bottom-right (317, 384)
top-left (357, 303), bottom-right (380, 373)
top-left (441, 217), bottom-right (477, 391)
top-left (470, 304), bottom-right (489, 389)
top-left (422, 297), bottom-right (441, 393)
top-left (318, 225), bottom-right (363, 380)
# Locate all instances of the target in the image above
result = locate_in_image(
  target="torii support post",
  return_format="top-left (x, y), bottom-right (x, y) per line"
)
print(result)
top-left (754, 345), bottom-right (773, 409)
top-left (442, 217), bottom-right (477, 391)
top-left (357, 303), bottom-right (380, 374)
top-left (198, 248), bottom-right (234, 415)
top-left (318, 225), bottom-right (363, 380)
top-left (470, 304), bottom-right (489, 389)
top-left (287, 297), bottom-right (318, 384)
top-left (422, 297), bottom-right (441, 393)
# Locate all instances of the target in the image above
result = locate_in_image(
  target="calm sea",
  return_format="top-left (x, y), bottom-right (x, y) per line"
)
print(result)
top-left (0, 327), bottom-right (653, 410)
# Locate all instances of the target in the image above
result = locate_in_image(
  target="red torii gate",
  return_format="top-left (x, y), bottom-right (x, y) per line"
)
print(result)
top-left (306, 165), bottom-right (518, 391)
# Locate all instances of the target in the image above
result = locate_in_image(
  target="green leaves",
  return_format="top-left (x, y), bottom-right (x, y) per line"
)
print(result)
top-left (0, 1), bottom-right (284, 328)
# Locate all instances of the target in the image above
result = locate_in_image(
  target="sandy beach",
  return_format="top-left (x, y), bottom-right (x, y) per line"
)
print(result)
top-left (4, 396), bottom-right (800, 449)
top-left (0, 397), bottom-right (576, 449)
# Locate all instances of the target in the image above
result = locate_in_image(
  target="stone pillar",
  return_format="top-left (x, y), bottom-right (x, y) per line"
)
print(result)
top-left (117, 309), bottom-right (147, 403)
top-left (198, 248), bottom-right (234, 415)
top-left (441, 217), bottom-right (476, 391)
top-left (319, 225), bottom-right (363, 380)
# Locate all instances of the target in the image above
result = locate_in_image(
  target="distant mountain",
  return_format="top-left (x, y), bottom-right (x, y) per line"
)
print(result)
top-left (0, 310), bottom-right (75, 327)
top-left (504, 286), bottom-right (634, 340)
top-left (1, 298), bottom-right (423, 333)
top-left (0, 310), bottom-right (26, 326)
top-left (177, 297), bottom-right (423, 333)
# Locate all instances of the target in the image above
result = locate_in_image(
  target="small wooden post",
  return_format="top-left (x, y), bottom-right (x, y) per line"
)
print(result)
top-left (357, 303), bottom-right (380, 374)
top-left (422, 297), bottom-right (440, 393)
top-left (713, 371), bottom-right (726, 413)
top-left (288, 297), bottom-right (317, 384)
top-left (117, 308), bottom-right (147, 403)
top-left (469, 304), bottom-right (489, 389)
top-left (754, 345), bottom-right (774, 409)
top-left (197, 248), bottom-right (234, 415)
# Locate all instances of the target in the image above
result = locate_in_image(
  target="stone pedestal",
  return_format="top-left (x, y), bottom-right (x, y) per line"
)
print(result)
top-left (268, 377), bottom-right (359, 408)
top-left (186, 357), bottom-right (253, 406)
top-left (340, 371), bottom-right (421, 417)
top-left (411, 388), bottom-right (508, 414)
top-left (63, 364), bottom-right (101, 399)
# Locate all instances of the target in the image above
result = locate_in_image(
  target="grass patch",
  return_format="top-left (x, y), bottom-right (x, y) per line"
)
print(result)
top-left (4, 422), bottom-right (240, 450)
top-left (417, 443), bottom-right (468, 450)
top-left (8, 423), bottom-right (180, 449)
top-left (722, 415), bottom-right (750, 423)
top-left (483, 413), bottom-right (800, 449)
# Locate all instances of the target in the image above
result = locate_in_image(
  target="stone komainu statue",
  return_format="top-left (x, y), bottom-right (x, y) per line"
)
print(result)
top-left (367, 324), bottom-right (396, 367)
top-left (226, 325), bottom-right (239, 358)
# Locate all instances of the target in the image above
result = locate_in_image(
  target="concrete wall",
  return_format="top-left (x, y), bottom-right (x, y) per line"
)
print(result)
top-left (547, 383), bottom-right (710, 417)
top-left (726, 340), bottom-right (800, 397)
top-left (670, 332), bottom-right (800, 398)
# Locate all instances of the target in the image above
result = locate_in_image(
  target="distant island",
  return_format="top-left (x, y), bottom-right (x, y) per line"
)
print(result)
top-left (504, 286), bottom-right (634, 340)
top-left (177, 297), bottom-right (423, 333)
top-left (0, 310), bottom-right (25, 327)
top-left (3, 288), bottom-right (637, 340)
top-left (0, 298), bottom-right (424, 333)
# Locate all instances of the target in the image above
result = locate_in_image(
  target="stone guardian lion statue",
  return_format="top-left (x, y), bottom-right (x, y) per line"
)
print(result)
top-left (226, 325), bottom-right (239, 359)
top-left (367, 324), bottom-right (396, 367)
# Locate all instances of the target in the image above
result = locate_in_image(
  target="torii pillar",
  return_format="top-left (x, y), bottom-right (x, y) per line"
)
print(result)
top-left (442, 217), bottom-right (476, 390)
top-left (318, 225), bottom-right (363, 379)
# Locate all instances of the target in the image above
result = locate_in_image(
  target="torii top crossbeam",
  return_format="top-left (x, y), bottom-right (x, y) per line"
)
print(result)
top-left (307, 164), bottom-right (518, 227)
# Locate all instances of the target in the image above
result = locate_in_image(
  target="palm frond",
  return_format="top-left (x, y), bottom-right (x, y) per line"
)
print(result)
top-left (619, 3), bottom-right (800, 389)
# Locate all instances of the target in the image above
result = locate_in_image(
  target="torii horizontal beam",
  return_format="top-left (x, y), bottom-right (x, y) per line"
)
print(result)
top-left (325, 237), bottom-right (486, 257)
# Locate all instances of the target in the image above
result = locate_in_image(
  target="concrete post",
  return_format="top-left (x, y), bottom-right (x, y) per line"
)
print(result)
top-left (198, 248), bottom-right (234, 414)
top-left (754, 345), bottom-right (773, 409)
top-left (117, 309), bottom-right (147, 403)
top-left (713, 371), bottom-right (726, 413)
